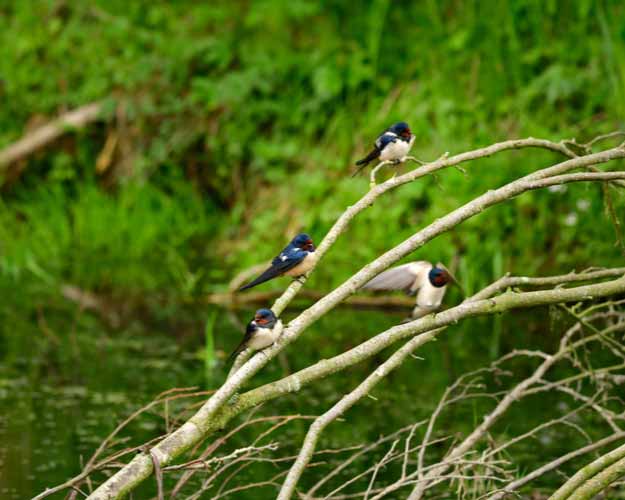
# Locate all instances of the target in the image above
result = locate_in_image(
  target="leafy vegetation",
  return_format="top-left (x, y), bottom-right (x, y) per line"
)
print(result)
top-left (1, 1), bottom-right (624, 498)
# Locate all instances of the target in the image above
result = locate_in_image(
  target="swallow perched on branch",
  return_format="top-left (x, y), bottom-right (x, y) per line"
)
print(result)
top-left (362, 261), bottom-right (460, 318)
top-left (353, 121), bottom-right (415, 177)
top-left (238, 233), bottom-right (316, 291)
top-left (228, 308), bottom-right (282, 362)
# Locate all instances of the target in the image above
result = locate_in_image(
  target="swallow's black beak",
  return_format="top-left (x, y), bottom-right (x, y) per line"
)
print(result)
top-left (448, 272), bottom-right (465, 296)
top-left (438, 263), bottom-right (465, 296)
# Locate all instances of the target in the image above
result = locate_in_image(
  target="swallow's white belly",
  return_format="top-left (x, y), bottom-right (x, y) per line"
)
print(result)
top-left (248, 320), bottom-right (283, 350)
top-left (411, 283), bottom-right (447, 318)
top-left (284, 252), bottom-right (315, 277)
top-left (416, 283), bottom-right (447, 308)
top-left (379, 138), bottom-right (413, 162)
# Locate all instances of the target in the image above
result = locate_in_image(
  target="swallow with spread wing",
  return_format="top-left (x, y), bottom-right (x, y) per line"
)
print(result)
top-left (362, 261), bottom-right (460, 318)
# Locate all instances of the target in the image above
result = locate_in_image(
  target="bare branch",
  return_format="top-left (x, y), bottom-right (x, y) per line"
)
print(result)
top-left (488, 433), bottom-right (625, 499)
top-left (0, 101), bottom-right (105, 171)
top-left (73, 137), bottom-right (625, 500)
top-left (550, 442), bottom-right (625, 500)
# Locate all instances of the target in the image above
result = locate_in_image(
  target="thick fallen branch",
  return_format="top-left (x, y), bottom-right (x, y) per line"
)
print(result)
top-left (203, 289), bottom-right (416, 309)
top-left (40, 278), bottom-right (625, 499)
top-left (87, 275), bottom-right (625, 499)
top-left (485, 433), bottom-right (625, 500)
top-left (550, 441), bottom-right (625, 500)
top-left (0, 101), bottom-right (105, 171)
top-left (277, 275), bottom-right (625, 499)
top-left (69, 136), bottom-right (625, 499)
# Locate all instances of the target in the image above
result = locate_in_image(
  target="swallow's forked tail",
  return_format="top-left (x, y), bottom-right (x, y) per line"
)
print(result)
top-left (352, 148), bottom-right (380, 176)
top-left (238, 265), bottom-right (282, 291)
top-left (228, 339), bottom-right (248, 363)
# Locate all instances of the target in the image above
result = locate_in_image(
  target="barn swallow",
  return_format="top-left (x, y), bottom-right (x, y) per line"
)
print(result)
top-left (353, 122), bottom-right (415, 177)
top-left (362, 261), bottom-right (459, 318)
top-left (228, 308), bottom-right (282, 361)
top-left (239, 233), bottom-right (316, 291)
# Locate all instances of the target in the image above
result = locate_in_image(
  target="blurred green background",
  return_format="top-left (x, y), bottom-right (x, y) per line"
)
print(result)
top-left (1, 1), bottom-right (624, 498)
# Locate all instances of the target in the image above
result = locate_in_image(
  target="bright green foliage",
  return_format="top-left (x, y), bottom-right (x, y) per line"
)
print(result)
top-left (1, 1), bottom-right (625, 498)
top-left (1, 1), bottom-right (623, 301)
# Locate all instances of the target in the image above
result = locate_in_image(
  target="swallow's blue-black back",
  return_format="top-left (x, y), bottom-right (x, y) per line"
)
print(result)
top-left (238, 234), bottom-right (314, 291)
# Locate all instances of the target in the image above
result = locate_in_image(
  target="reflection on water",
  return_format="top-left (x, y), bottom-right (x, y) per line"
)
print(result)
top-left (1, 333), bottom-right (206, 499)
top-left (1, 306), bottom-right (547, 499)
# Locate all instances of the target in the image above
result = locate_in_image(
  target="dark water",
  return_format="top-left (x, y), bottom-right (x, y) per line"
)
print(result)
top-left (0, 335), bottom-right (194, 499)
top-left (1, 303), bottom-right (564, 499)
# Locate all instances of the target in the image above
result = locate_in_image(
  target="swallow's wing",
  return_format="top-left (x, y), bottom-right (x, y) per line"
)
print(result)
top-left (375, 132), bottom-right (398, 150)
top-left (354, 148), bottom-right (381, 171)
top-left (239, 248), bottom-right (306, 291)
top-left (228, 321), bottom-right (256, 362)
top-left (362, 261), bottom-right (431, 294)
top-left (353, 133), bottom-right (399, 173)
top-left (270, 248), bottom-right (307, 272)
top-left (416, 279), bottom-right (447, 308)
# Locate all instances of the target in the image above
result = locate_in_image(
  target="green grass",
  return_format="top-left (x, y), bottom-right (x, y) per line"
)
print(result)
top-left (0, 180), bottom-right (218, 362)
top-left (1, 0), bottom-right (624, 338)
top-left (1, 3), bottom-right (625, 496)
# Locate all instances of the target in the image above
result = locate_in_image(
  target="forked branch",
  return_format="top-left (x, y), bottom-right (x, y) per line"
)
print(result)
top-left (41, 134), bottom-right (624, 500)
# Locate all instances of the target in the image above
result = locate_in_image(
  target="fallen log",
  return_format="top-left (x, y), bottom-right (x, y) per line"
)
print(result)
top-left (0, 101), bottom-right (106, 171)
top-left (202, 289), bottom-right (416, 309)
